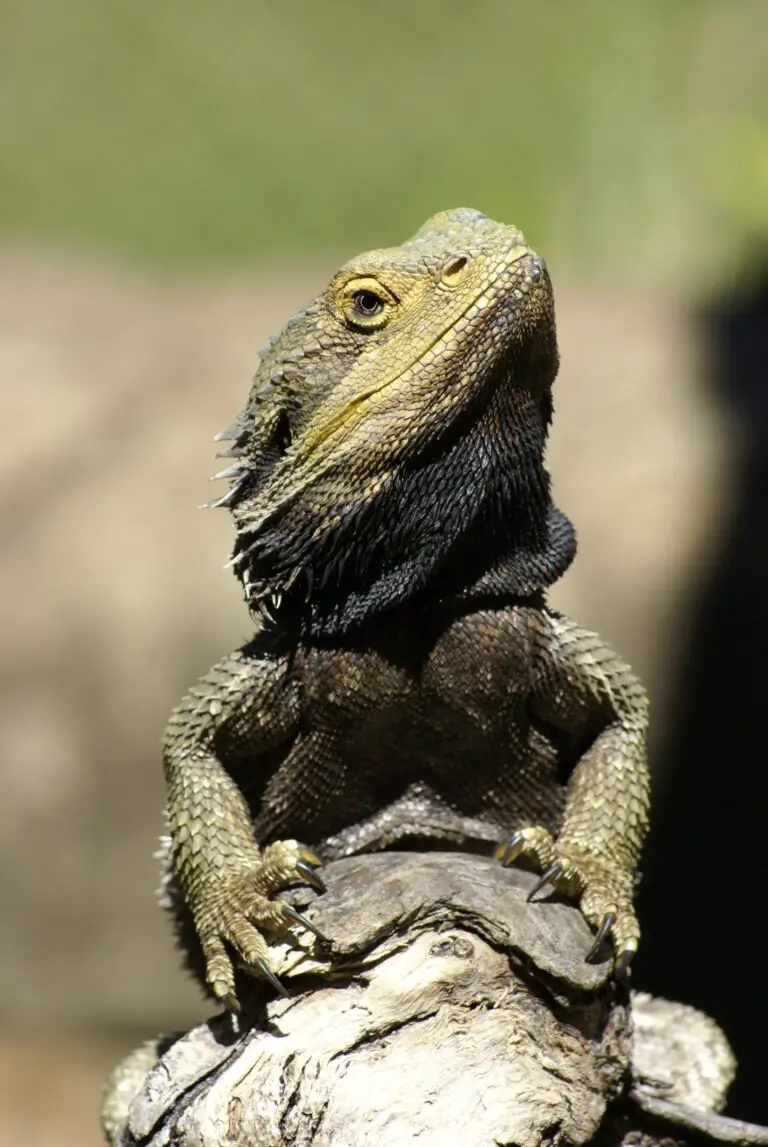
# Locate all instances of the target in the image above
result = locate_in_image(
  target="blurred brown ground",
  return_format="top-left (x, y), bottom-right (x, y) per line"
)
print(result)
top-left (0, 252), bottom-right (730, 1144)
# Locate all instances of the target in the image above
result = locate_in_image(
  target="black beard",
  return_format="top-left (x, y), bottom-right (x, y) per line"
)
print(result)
top-left (234, 383), bottom-right (575, 639)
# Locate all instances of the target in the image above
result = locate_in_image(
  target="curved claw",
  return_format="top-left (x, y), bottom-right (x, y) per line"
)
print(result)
top-left (495, 832), bottom-right (524, 866)
top-left (526, 861), bottom-right (565, 903)
top-left (295, 861), bottom-right (327, 894)
top-left (281, 904), bottom-right (329, 945)
top-left (586, 911), bottom-right (616, 963)
top-left (255, 957), bottom-right (290, 999)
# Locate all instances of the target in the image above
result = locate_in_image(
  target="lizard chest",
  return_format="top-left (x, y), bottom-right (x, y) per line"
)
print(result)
top-left (300, 615), bottom-right (529, 754)
top-left (252, 610), bottom-right (569, 847)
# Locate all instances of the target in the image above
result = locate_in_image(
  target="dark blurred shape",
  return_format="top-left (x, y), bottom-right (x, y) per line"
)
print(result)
top-left (636, 245), bottom-right (768, 1123)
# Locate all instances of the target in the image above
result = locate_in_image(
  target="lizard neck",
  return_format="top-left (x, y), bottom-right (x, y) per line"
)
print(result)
top-left (287, 501), bottom-right (575, 640)
top-left (254, 429), bottom-right (576, 642)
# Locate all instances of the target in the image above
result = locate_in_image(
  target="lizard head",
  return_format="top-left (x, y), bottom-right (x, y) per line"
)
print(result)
top-left (216, 208), bottom-right (575, 635)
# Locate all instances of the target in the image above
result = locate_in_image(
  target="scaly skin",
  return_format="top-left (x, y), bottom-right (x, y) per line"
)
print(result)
top-left (163, 209), bottom-right (650, 1008)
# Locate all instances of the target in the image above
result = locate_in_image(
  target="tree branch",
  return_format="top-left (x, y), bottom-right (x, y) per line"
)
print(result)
top-left (102, 853), bottom-right (768, 1147)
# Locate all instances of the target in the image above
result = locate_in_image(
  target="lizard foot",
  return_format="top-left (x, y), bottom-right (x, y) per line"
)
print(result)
top-left (195, 841), bottom-right (326, 1010)
top-left (495, 826), bottom-right (638, 974)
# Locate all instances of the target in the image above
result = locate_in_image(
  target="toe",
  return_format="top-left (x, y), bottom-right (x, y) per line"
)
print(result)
top-left (203, 935), bottom-right (239, 1010)
top-left (227, 915), bottom-right (270, 970)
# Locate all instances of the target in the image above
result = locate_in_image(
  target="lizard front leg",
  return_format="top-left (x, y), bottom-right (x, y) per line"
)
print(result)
top-left (163, 646), bottom-right (323, 1009)
top-left (498, 610), bottom-right (650, 970)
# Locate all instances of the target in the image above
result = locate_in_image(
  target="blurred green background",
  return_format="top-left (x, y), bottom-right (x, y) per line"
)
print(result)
top-left (2, 0), bottom-right (766, 281)
top-left (2, 2), bottom-right (767, 1144)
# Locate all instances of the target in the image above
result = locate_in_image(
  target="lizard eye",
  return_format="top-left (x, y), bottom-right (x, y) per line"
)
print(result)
top-left (353, 290), bottom-right (385, 318)
top-left (338, 276), bottom-right (396, 331)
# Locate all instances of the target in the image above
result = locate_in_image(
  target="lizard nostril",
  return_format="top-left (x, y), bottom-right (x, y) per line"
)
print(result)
top-left (441, 256), bottom-right (468, 286)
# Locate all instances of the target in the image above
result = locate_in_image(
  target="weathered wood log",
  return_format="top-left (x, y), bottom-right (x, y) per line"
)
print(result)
top-left (102, 853), bottom-right (768, 1147)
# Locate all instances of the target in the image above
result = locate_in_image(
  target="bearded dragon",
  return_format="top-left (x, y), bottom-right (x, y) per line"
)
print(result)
top-left (161, 209), bottom-right (650, 1010)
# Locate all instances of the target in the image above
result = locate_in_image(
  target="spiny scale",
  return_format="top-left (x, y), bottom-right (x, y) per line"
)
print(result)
top-left (200, 470), bottom-right (250, 511)
top-left (211, 463), bottom-right (244, 482)
top-left (213, 423), bottom-right (240, 442)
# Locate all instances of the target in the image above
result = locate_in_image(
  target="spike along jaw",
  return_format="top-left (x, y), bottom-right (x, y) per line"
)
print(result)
top-left (200, 421), bottom-right (251, 510)
top-left (201, 327), bottom-right (310, 513)
top-left (223, 210), bottom-right (566, 635)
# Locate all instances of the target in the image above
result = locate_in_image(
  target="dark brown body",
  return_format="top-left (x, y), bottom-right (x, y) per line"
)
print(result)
top-left (253, 602), bottom-right (573, 856)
